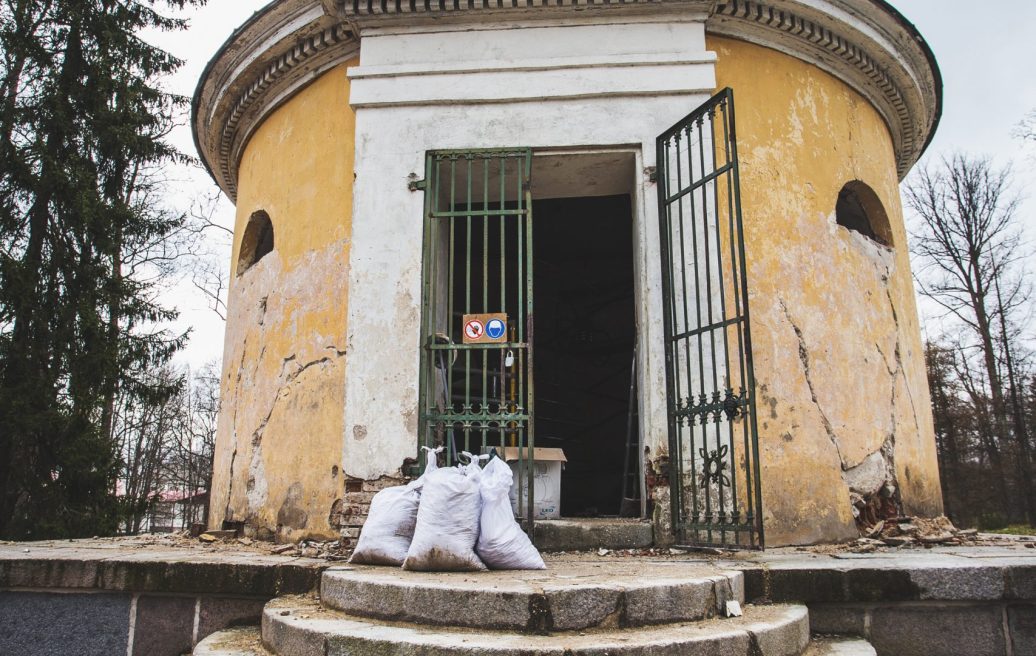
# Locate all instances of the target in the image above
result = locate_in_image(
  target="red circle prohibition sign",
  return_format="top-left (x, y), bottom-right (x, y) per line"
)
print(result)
top-left (464, 320), bottom-right (485, 340)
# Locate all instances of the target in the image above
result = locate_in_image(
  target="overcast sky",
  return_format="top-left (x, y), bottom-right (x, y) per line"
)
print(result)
top-left (154, 1), bottom-right (1036, 367)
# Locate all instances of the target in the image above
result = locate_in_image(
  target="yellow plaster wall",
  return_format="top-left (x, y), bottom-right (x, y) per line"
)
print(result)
top-left (209, 61), bottom-right (358, 541)
top-left (709, 36), bottom-right (943, 544)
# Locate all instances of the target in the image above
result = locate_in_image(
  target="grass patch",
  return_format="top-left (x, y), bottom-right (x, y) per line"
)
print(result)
top-left (987, 525), bottom-right (1036, 536)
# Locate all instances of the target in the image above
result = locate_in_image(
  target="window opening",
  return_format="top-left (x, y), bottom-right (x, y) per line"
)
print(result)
top-left (835, 181), bottom-right (893, 247)
top-left (237, 210), bottom-right (274, 275)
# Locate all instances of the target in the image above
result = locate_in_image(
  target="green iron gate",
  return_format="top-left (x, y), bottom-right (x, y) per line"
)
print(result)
top-left (656, 88), bottom-right (764, 549)
top-left (417, 149), bottom-right (537, 530)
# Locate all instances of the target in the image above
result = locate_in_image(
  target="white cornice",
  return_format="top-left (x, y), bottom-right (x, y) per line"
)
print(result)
top-left (193, 0), bottom-right (939, 199)
top-left (193, 1), bottom-right (359, 199)
top-left (707, 0), bottom-right (940, 178)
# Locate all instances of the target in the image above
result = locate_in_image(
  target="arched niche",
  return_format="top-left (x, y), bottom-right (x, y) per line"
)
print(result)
top-left (237, 210), bottom-right (274, 276)
top-left (835, 181), bottom-right (894, 248)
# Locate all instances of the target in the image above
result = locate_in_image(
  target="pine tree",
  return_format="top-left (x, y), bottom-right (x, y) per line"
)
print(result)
top-left (0, 0), bottom-right (205, 539)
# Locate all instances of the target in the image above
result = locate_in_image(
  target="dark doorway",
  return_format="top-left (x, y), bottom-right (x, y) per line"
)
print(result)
top-left (533, 195), bottom-right (637, 517)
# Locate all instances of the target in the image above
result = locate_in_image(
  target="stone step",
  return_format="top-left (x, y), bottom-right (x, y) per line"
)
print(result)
top-left (802, 636), bottom-right (877, 655)
top-left (322, 562), bottom-right (744, 631)
top-left (262, 596), bottom-right (811, 656)
top-left (532, 518), bottom-right (654, 551)
top-left (193, 626), bottom-right (270, 656)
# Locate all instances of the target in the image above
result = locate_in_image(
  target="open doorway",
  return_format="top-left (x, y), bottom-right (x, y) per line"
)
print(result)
top-left (533, 194), bottom-right (637, 517)
top-left (418, 148), bottom-right (644, 521)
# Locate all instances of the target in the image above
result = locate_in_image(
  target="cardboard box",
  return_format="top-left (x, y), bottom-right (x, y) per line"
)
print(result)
top-left (485, 447), bottom-right (567, 520)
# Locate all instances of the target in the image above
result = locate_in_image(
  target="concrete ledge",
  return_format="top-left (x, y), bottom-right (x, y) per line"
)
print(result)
top-left (723, 551), bottom-right (1036, 605)
top-left (0, 540), bottom-right (328, 596)
top-left (808, 602), bottom-right (1029, 656)
top-left (0, 539), bottom-right (329, 656)
top-left (717, 548), bottom-right (1036, 656)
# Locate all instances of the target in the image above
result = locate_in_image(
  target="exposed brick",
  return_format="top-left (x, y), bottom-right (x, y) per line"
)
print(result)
top-left (361, 477), bottom-right (406, 492)
top-left (344, 491), bottom-right (376, 505)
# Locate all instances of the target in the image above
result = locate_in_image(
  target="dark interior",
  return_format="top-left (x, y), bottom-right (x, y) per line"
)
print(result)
top-left (533, 195), bottom-right (637, 517)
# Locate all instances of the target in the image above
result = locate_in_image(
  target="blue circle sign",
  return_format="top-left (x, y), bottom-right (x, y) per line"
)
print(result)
top-left (485, 318), bottom-right (506, 340)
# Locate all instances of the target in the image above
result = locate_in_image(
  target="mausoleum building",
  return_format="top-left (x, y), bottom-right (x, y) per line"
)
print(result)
top-left (193, 0), bottom-right (943, 548)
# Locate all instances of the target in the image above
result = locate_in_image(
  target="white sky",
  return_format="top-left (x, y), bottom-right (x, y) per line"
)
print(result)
top-left (153, 1), bottom-right (1036, 367)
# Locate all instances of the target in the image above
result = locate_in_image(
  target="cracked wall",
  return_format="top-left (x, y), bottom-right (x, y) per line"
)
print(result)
top-left (711, 37), bottom-right (943, 545)
top-left (209, 63), bottom-right (358, 542)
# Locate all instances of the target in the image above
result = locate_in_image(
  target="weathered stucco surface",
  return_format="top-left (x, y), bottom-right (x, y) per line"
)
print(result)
top-left (710, 36), bottom-right (942, 545)
top-left (208, 29), bottom-right (942, 547)
top-left (209, 63), bottom-right (358, 542)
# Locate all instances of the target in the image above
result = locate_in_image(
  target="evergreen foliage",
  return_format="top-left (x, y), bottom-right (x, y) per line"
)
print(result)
top-left (0, 0), bottom-right (205, 539)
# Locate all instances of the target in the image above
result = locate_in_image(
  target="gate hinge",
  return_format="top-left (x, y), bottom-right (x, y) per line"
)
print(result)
top-left (407, 173), bottom-right (426, 192)
top-left (645, 166), bottom-right (657, 184)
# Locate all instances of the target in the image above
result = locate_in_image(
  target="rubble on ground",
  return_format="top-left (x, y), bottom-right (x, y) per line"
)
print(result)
top-left (12, 515), bottom-right (1032, 563)
top-left (850, 514), bottom-right (1035, 553)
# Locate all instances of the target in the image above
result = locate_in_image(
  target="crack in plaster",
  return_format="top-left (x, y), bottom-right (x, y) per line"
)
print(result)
top-left (223, 336), bottom-right (251, 522)
top-left (884, 288), bottom-right (921, 436)
top-left (225, 339), bottom-right (348, 524)
top-left (255, 347), bottom-right (348, 449)
top-left (778, 297), bottom-right (846, 470)
top-left (844, 284), bottom-right (908, 514)
top-left (243, 346), bottom-right (348, 520)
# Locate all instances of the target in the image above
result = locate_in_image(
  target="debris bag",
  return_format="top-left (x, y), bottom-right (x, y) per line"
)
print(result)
top-left (403, 453), bottom-right (487, 572)
top-left (477, 456), bottom-right (546, 570)
top-left (349, 446), bottom-right (444, 566)
top-left (411, 445), bottom-right (443, 489)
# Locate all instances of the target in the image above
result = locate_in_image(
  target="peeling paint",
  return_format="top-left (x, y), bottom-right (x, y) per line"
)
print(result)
top-left (208, 64), bottom-right (357, 543)
top-left (712, 36), bottom-right (942, 544)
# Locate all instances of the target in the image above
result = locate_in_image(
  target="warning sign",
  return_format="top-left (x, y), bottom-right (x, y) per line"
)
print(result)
top-left (462, 313), bottom-right (508, 344)
top-left (464, 319), bottom-right (485, 341)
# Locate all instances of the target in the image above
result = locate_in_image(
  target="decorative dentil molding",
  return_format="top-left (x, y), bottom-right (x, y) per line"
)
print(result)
top-left (709, 0), bottom-right (938, 178)
top-left (193, 0), bottom-right (939, 199)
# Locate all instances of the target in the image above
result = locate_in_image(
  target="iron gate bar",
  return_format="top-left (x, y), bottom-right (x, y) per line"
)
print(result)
top-left (663, 162), bottom-right (736, 204)
top-left (417, 148), bottom-right (536, 536)
top-left (656, 88), bottom-right (763, 549)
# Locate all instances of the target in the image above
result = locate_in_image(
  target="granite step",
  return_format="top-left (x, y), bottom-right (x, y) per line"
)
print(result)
top-left (322, 562), bottom-right (743, 632)
top-left (193, 626), bottom-right (270, 656)
top-left (802, 635), bottom-right (877, 655)
top-left (262, 595), bottom-right (811, 656)
top-left (532, 518), bottom-right (654, 551)
top-left (193, 627), bottom-right (874, 656)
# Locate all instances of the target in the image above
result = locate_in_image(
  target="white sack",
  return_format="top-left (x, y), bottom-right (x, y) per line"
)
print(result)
top-left (403, 453), bottom-right (487, 572)
top-left (349, 446), bottom-right (443, 566)
top-left (477, 456), bottom-right (546, 570)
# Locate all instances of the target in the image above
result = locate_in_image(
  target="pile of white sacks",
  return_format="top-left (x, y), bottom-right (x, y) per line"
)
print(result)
top-left (349, 446), bottom-right (546, 571)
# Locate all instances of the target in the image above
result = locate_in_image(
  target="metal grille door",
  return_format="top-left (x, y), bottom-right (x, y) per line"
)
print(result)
top-left (417, 149), bottom-right (537, 528)
top-left (656, 89), bottom-right (763, 549)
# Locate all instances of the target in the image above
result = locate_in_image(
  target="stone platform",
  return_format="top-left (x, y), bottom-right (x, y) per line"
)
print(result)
top-left (0, 536), bottom-right (326, 656)
top-left (3, 537), bottom-right (1036, 655)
